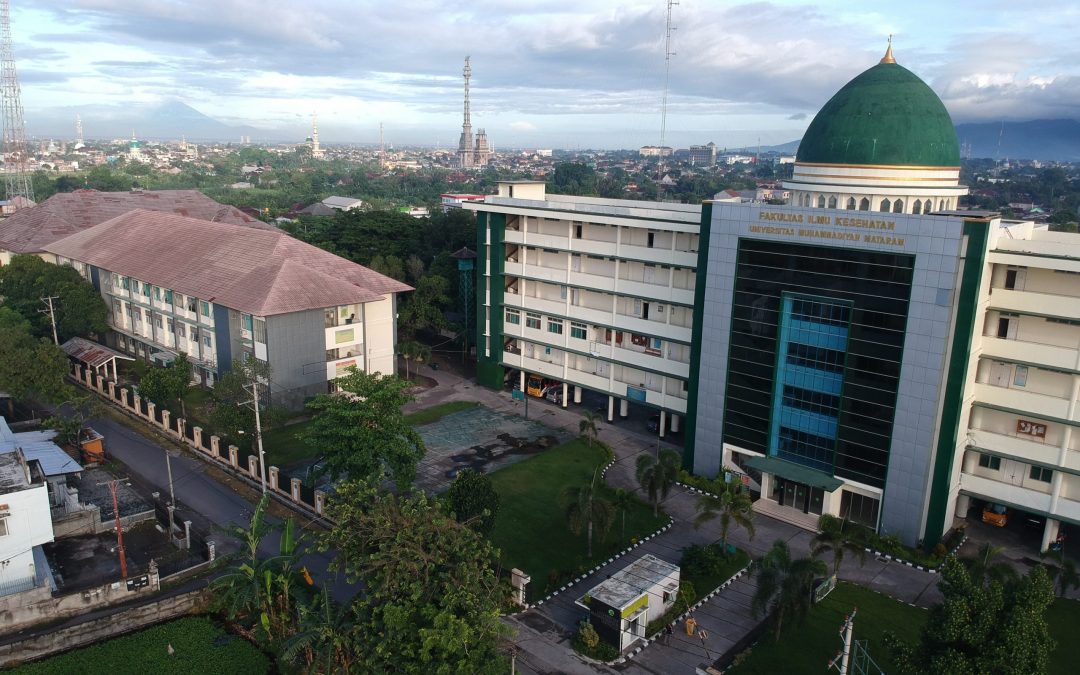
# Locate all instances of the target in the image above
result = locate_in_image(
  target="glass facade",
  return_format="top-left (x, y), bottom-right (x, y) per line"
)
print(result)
top-left (722, 239), bottom-right (915, 488)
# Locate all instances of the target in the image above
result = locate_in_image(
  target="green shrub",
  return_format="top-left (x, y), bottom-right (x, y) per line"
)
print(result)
top-left (681, 542), bottom-right (736, 577)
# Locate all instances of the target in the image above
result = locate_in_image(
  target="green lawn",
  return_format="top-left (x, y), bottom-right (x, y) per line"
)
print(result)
top-left (403, 400), bottom-right (479, 426)
top-left (9, 617), bottom-right (269, 674)
top-left (487, 438), bottom-right (668, 602)
top-left (729, 581), bottom-right (926, 674)
top-left (1047, 598), bottom-right (1080, 675)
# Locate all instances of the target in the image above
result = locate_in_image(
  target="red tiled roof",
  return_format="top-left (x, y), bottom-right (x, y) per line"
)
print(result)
top-left (0, 189), bottom-right (267, 254)
top-left (44, 209), bottom-right (412, 316)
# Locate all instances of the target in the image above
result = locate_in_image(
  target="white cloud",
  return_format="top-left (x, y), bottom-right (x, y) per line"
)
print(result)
top-left (509, 121), bottom-right (537, 131)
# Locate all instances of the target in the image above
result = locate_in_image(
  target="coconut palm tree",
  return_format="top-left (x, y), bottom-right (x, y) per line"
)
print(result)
top-left (751, 540), bottom-right (828, 639)
top-left (635, 449), bottom-right (680, 517)
top-left (399, 341), bottom-right (420, 379)
top-left (810, 514), bottom-right (868, 576)
top-left (565, 467), bottom-right (615, 558)
top-left (1041, 549), bottom-right (1080, 597)
top-left (963, 542), bottom-right (1019, 588)
top-left (579, 410), bottom-right (599, 447)
top-left (611, 488), bottom-right (637, 543)
top-left (694, 476), bottom-right (755, 552)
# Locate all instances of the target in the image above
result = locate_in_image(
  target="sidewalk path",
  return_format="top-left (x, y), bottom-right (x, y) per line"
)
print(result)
top-left (408, 363), bottom-right (943, 673)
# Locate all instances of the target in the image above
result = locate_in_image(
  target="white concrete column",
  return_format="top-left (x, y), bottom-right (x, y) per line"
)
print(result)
top-left (1041, 518), bottom-right (1061, 553)
top-left (760, 473), bottom-right (771, 500)
top-left (962, 449), bottom-right (979, 474)
top-left (562, 382), bottom-right (568, 409)
top-left (659, 411), bottom-right (666, 438)
top-left (519, 370), bottom-right (526, 391)
top-left (955, 494), bottom-right (971, 518)
top-left (670, 414), bottom-right (680, 433)
top-left (1049, 373), bottom-right (1080, 513)
top-left (607, 395), bottom-right (615, 422)
top-left (619, 398), bottom-right (629, 419)
top-left (574, 386), bottom-right (582, 404)
top-left (823, 489), bottom-right (842, 517)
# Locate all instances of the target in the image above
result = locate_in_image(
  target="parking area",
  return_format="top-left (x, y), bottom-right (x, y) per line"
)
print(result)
top-left (957, 498), bottom-right (1080, 572)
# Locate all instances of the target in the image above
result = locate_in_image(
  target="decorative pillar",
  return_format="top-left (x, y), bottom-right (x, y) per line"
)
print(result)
top-left (574, 386), bottom-right (582, 404)
top-left (659, 411), bottom-right (666, 438)
top-left (210, 435), bottom-right (221, 457)
top-left (562, 382), bottom-right (568, 408)
top-left (228, 444), bottom-right (239, 468)
top-left (269, 466), bottom-right (280, 491)
top-left (247, 455), bottom-right (259, 479)
top-left (183, 520), bottom-right (192, 550)
top-left (106, 381), bottom-right (116, 399)
top-left (670, 414), bottom-right (680, 433)
top-left (177, 418), bottom-right (186, 440)
top-left (132, 393), bottom-right (142, 416)
top-left (290, 477), bottom-right (302, 502)
top-left (119, 388), bottom-right (129, 408)
top-left (619, 398), bottom-right (629, 419)
top-left (206, 540), bottom-right (216, 562)
top-left (148, 559), bottom-right (160, 591)
top-left (607, 395), bottom-right (614, 422)
top-left (510, 568), bottom-right (531, 607)
top-left (161, 409), bottom-right (171, 432)
top-left (193, 426), bottom-right (203, 448)
top-left (146, 401), bottom-right (156, 423)
top-left (314, 490), bottom-right (326, 515)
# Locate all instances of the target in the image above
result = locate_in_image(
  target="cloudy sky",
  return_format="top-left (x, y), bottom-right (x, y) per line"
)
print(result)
top-left (13, 0), bottom-right (1080, 148)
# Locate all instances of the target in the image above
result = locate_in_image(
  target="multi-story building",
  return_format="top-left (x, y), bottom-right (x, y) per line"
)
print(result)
top-left (0, 444), bottom-right (53, 598)
top-left (952, 223), bottom-right (1080, 551)
top-left (45, 209), bottom-right (410, 409)
top-left (0, 189), bottom-right (262, 266)
top-left (688, 142), bottom-right (717, 167)
top-left (468, 181), bottom-right (701, 435)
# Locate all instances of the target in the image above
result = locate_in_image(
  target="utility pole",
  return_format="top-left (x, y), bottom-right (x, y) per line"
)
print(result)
top-left (165, 446), bottom-right (176, 539)
top-left (40, 295), bottom-right (59, 345)
top-left (828, 609), bottom-right (857, 675)
top-left (241, 375), bottom-right (268, 494)
top-left (100, 477), bottom-right (130, 579)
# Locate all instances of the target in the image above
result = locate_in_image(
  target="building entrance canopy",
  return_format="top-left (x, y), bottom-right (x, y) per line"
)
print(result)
top-left (743, 455), bottom-right (843, 492)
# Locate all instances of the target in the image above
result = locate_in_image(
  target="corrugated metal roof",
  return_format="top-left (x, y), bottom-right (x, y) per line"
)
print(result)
top-left (45, 209), bottom-right (413, 316)
top-left (61, 337), bottom-right (133, 369)
top-left (0, 189), bottom-right (268, 254)
top-left (0, 418), bottom-right (82, 477)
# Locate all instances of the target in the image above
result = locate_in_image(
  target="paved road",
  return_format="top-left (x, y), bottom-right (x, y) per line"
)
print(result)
top-left (88, 411), bottom-right (359, 602)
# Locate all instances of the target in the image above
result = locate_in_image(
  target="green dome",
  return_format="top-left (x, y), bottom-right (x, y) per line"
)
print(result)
top-left (796, 61), bottom-right (959, 167)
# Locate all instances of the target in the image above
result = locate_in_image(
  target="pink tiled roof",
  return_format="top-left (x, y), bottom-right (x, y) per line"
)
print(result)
top-left (45, 209), bottom-right (412, 316)
top-left (0, 189), bottom-right (267, 254)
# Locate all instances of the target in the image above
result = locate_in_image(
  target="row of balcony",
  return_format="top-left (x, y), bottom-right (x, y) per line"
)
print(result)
top-left (500, 291), bottom-right (693, 343)
top-left (502, 230), bottom-right (699, 268)
top-left (502, 262), bottom-right (695, 306)
top-left (502, 323), bottom-right (690, 379)
top-left (960, 471), bottom-right (1080, 523)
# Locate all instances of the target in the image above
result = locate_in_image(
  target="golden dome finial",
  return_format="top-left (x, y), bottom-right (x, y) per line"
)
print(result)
top-left (880, 35), bottom-right (896, 64)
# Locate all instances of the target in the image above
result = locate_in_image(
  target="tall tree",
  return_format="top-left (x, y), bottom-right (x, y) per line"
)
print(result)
top-left (137, 353), bottom-right (193, 418)
top-left (303, 369), bottom-right (425, 489)
top-left (751, 540), bottom-right (828, 640)
top-left (611, 488), bottom-right (637, 544)
top-left (694, 476), bottom-right (756, 552)
top-left (207, 357), bottom-right (274, 441)
top-left (320, 481), bottom-right (510, 674)
top-left (809, 514), bottom-right (867, 576)
top-left (564, 467), bottom-right (615, 558)
top-left (635, 449), bottom-right (680, 517)
top-left (887, 557), bottom-right (1055, 675)
top-left (578, 410), bottom-right (599, 448)
top-left (283, 588), bottom-right (358, 674)
top-left (0, 307), bottom-right (72, 403)
top-left (446, 468), bottom-right (501, 535)
top-left (0, 254), bottom-right (107, 342)
top-left (399, 274), bottom-right (449, 339)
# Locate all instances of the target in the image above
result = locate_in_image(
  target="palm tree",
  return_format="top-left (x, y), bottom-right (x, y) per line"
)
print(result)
top-left (1041, 550), bottom-right (1080, 597)
top-left (809, 514), bottom-right (867, 576)
top-left (751, 540), bottom-right (828, 640)
top-left (283, 588), bottom-right (357, 673)
top-left (413, 342), bottom-right (432, 372)
top-left (565, 467), bottom-right (616, 558)
top-left (611, 488), bottom-right (637, 543)
top-left (579, 410), bottom-right (599, 448)
top-left (635, 449), bottom-right (680, 517)
top-left (694, 476), bottom-right (755, 552)
top-left (399, 341), bottom-right (420, 379)
top-left (964, 542), bottom-right (1019, 588)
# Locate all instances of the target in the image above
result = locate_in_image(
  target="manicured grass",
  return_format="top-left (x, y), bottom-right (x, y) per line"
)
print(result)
top-left (487, 438), bottom-right (668, 602)
top-left (728, 581), bottom-right (926, 675)
top-left (1048, 598), bottom-right (1080, 675)
top-left (261, 418), bottom-right (317, 467)
top-left (10, 616), bottom-right (269, 675)
top-left (403, 400), bottom-right (479, 426)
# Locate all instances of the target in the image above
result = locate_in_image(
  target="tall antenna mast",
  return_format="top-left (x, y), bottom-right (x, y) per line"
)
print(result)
top-left (456, 56), bottom-right (474, 168)
top-left (657, 0), bottom-right (678, 188)
top-left (379, 122), bottom-right (385, 169)
top-left (0, 0), bottom-right (34, 207)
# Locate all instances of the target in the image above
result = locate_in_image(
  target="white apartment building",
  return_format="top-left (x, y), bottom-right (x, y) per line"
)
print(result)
top-left (467, 181), bottom-right (700, 435)
top-left (0, 448), bottom-right (54, 598)
top-left (45, 209), bottom-right (410, 410)
top-left (953, 222), bottom-right (1080, 550)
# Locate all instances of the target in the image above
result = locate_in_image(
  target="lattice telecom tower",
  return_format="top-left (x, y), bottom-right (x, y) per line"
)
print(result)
top-left (0, 0), bottom-right (33, 207)
top-left (456, 56), bottom-right (475, 169)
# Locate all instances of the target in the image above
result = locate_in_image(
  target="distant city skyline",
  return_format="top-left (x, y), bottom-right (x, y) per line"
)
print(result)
top-left (14, 0), bottom-right (1080, 148)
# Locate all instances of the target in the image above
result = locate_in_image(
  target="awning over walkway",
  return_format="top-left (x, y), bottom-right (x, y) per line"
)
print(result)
top-left (61, 337), bottom-right (133, 371)
top-left (743, 455), bottom-right (843, 492)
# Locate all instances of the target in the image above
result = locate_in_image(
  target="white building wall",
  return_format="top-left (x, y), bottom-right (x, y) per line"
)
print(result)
top-left (362, 296), bottom-right (397, 377)
top-left (0, 483), bottom-right (52, 591)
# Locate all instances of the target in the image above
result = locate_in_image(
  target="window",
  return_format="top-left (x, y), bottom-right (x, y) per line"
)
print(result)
top-left (242, 314), bottom-right (254, 331)
top-left (651, 337), bottom-right (663, 351)
top-left (1030, 466), bottom-right (1053, 483)
top-left (647, 232), bottom-right (655, 248)
top-left (177, 324), bottom-right (186, 338)
top-left (201, 301), bottom-right (211, 317)
top-left (154, 286), bottom-right (161, 301)
top-left (142, 282), bottom-right (151, 297)
top-left (0, 516), bottom-right (7, 537)
top-left (1004, 268), bottom-right (1021, 289)
top-left (548, 318), bottom-right (563, 334)
top-left (575, 224), bottom-right (582, 239)
top-left (560, 285), bottom-right (567, 300)
top-left (633, 298), bottom-right (642, 317)
top-left (254, 318), bottom-right (267, 343)
top-left (505, 308), bottom-right (520, 325)
top-left (570, 322), bottom-right (587, 339)
top-left (1013, 365), bottom-right (1029, 387)
top-left (978, 454), bottom-right (1001, 471)
top-left (203, 335), bottom-right (212, 348)
top-left (525, 313), bottom-right (541, 330)
top-left (164, 289), bottom-right (174, 304)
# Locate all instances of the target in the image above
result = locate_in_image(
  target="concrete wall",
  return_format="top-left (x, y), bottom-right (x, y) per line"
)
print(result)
top-left (363, 295), bottom-right (397, 377)
top-left (0, 484), bottom-right (52, 591)
top-left (0, 590), bottom-right (205, 667)
top-left (266, 308), bottom-right (327, 410)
